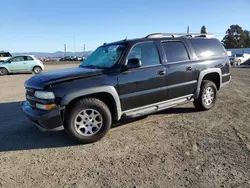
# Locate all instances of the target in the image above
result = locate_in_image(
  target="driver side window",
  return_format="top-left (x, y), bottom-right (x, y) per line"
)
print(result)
top-left (128, 42), bottom-right (160, 67)
top-left (10, 56), bottom-right (25, 62)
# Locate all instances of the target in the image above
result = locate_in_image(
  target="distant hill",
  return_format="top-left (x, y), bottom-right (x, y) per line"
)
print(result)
top-left (12, 51), bottom-right (93, 58)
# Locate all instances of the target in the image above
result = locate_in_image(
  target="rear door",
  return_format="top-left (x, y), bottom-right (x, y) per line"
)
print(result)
top-left (161, 39), bottom-right (198, 100)
top-left (118, 41), bottom-right (168, 111)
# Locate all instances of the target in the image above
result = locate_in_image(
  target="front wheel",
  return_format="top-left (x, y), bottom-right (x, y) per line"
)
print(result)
top-left (237, 59), bottom-right (241, 66)
top-left (0, 68), bottom-right (8, 76)
top-left (64, 98), bottom-right (112, 144)
top-left (193, 80), bottom-right (217, 111)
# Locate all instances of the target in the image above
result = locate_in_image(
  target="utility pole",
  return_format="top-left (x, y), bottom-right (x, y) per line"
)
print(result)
top-left (74, 37), bottom-right (76, 56)
top-left (64, 44), bottom-right (66, 57)
top-left (83, 44), bottom-right (85, 57)
top-left (187, 26), bottom-right (190, 34)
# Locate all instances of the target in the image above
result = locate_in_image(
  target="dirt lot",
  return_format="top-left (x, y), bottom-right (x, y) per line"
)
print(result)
top-left (0, 65), bottom-right (250, 188)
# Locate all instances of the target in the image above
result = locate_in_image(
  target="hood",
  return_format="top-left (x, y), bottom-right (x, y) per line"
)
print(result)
top-left (25, 67), bottom-right (104, 89)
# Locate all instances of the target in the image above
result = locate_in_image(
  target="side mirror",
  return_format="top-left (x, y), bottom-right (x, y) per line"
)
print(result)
top-left (124, 58), bottom-right (141, 70)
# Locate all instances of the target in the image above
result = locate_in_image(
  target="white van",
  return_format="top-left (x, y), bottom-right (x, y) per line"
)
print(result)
top-left (0, 51), bottom-right (12, 62)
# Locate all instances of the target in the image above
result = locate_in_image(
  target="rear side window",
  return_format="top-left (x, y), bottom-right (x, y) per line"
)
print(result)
top-left (189, 39), bottom-right (226, 59)
top-left (25, 56), bottom-right (34, 61)
top-left (162, 41), bottom-right (189, 63)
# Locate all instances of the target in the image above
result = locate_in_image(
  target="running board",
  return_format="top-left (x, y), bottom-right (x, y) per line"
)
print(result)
top-left (122, 95), bottom-right (193, 119)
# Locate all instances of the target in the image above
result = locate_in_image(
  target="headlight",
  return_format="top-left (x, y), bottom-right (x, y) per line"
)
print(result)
top-left (34, 91), bottom-right (55, 99)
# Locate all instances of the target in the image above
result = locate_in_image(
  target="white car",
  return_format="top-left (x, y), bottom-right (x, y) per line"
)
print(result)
top-left (0, 51), bottom-right (12, 62)
top-left (234, 53), bottom-right (250, 65)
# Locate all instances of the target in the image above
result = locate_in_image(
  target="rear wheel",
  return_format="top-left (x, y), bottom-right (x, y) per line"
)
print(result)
top-left (193, 80), bottom-right (217, 111)
top-left (0, 68), bottom-right (8, 76)
top-left (33, 66), bottom-right (42, 74)
top-left (64, 98), bottom-right (112, 144)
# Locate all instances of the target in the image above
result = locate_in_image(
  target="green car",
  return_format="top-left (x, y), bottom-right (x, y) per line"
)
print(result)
top-left (0, 55), bottom-right (44, 76)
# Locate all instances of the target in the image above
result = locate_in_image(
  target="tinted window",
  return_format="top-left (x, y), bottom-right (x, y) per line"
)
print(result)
top-left (0, 52), bottom-right (11, 57)
top-left (10, 56), bottom-right (25, 62)
top-left (162, 41), bottom-right (189, 63)
top-left (235, 54), bottom-right (243, 57)
top-left (189, 39), bottom-right (226, 59)
top-left (128, 42), bottom-right (160, 66)
top-left (25, 56), bottom-right (34, 61)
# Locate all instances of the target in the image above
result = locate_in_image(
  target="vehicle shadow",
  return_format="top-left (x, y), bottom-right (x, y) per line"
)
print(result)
top-left (0, 101), bottom-right (196, 152)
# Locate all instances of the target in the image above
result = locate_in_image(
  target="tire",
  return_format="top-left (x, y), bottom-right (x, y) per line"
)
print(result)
top-left (64, 98), bottom-right (112, 144)
top-left (0, 68), bottom-right (8, 76)
top-left (237, 59), bottom-right (241, 66)
top-left (33, 66), bottom-right (42, 74)
top-left (193, 80), bottom-right (217, 111)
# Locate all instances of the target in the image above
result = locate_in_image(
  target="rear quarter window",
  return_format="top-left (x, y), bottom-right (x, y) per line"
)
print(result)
top-left (25, 56), bottom-right (34, 61)
top-left (188, 38), bottom-right (226, 59)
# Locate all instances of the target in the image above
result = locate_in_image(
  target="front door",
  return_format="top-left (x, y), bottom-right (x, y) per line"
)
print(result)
top-left (8, 56), bottom-right (28, 72)
top-left (118, 41), bottom-right (167, 111)
top-left (160, 40), bottom-right (198, 100)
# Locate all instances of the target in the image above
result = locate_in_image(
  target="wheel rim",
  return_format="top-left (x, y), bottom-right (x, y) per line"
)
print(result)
top-left (203, 86), bottom-right (215, 106)
top-left (34, 68), bottom-right (41, 73)
top-left (74, 109), bottom-right (103, 136)
top-left (0, 69), bottom-right (6, 75)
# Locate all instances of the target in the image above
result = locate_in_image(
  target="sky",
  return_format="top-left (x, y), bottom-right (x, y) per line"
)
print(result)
top-left (0, 0), bottom-right (249, 52)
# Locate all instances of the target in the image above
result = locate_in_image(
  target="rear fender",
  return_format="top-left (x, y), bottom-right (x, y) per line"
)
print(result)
top-left (194, 68), bottom-right (222, 99)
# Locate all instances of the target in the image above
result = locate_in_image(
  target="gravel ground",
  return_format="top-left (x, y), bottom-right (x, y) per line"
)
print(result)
top-left (0, 65), bottom-right (250, 188)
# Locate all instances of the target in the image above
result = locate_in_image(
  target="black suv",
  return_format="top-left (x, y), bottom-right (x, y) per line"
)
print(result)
top-left (22, 33), bottom-right (231, 143)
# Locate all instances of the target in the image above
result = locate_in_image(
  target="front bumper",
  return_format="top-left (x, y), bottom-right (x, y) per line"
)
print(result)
top-left (21, 101), bottom-right (64, 131)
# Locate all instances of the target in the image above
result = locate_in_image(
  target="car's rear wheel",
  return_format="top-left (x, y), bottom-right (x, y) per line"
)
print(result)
top-left (33, 66), bottom-right (42, 74)
top-left (0, 68), bottom-right (8, 76)
top-left (64, 98), bottom-right (112, 144)
top-left (193, 80), bottom-right (217, 111)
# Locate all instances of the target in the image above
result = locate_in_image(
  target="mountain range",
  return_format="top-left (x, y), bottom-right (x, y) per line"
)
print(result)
top-left (12, 51), bottom-right (93, 58)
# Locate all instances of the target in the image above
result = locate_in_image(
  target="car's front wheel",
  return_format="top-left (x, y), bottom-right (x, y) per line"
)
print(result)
top-left (0, 68), bottom-right (8, 76)
top-left (193, 80), bottom-right (217, 111)
top-left (64, 98), bottom-right (112, 144)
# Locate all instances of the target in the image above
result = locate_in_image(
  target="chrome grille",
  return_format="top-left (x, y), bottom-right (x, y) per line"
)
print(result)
top-left (26, 87), bottom-right (35, 97)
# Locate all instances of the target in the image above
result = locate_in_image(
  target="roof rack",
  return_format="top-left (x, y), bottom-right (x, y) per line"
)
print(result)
top-left (145, 33), bottom-right (215, 39)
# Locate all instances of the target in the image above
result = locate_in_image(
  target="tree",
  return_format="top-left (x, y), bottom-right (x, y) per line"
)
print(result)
top-left (201, 26), bottom-right (207, 34)
top-left (222, 25), bottom-right (250, 48)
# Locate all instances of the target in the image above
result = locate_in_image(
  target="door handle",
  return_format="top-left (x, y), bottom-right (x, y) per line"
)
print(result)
top-left (186, 66), bottom-right (192, 71)
top-left (157, 70), bottom-right (166, 76)
top-left (23, 63), bottom-right (26, 64)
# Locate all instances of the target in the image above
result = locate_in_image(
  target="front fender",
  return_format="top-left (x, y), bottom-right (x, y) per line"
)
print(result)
top-left (60, 85), bottom-right (122, 120)
top-left (0, 65), bottom-right (10, 72)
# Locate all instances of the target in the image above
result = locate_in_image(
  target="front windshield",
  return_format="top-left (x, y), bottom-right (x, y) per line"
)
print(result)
top-left (80, 44), bottom-right (126, 68)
